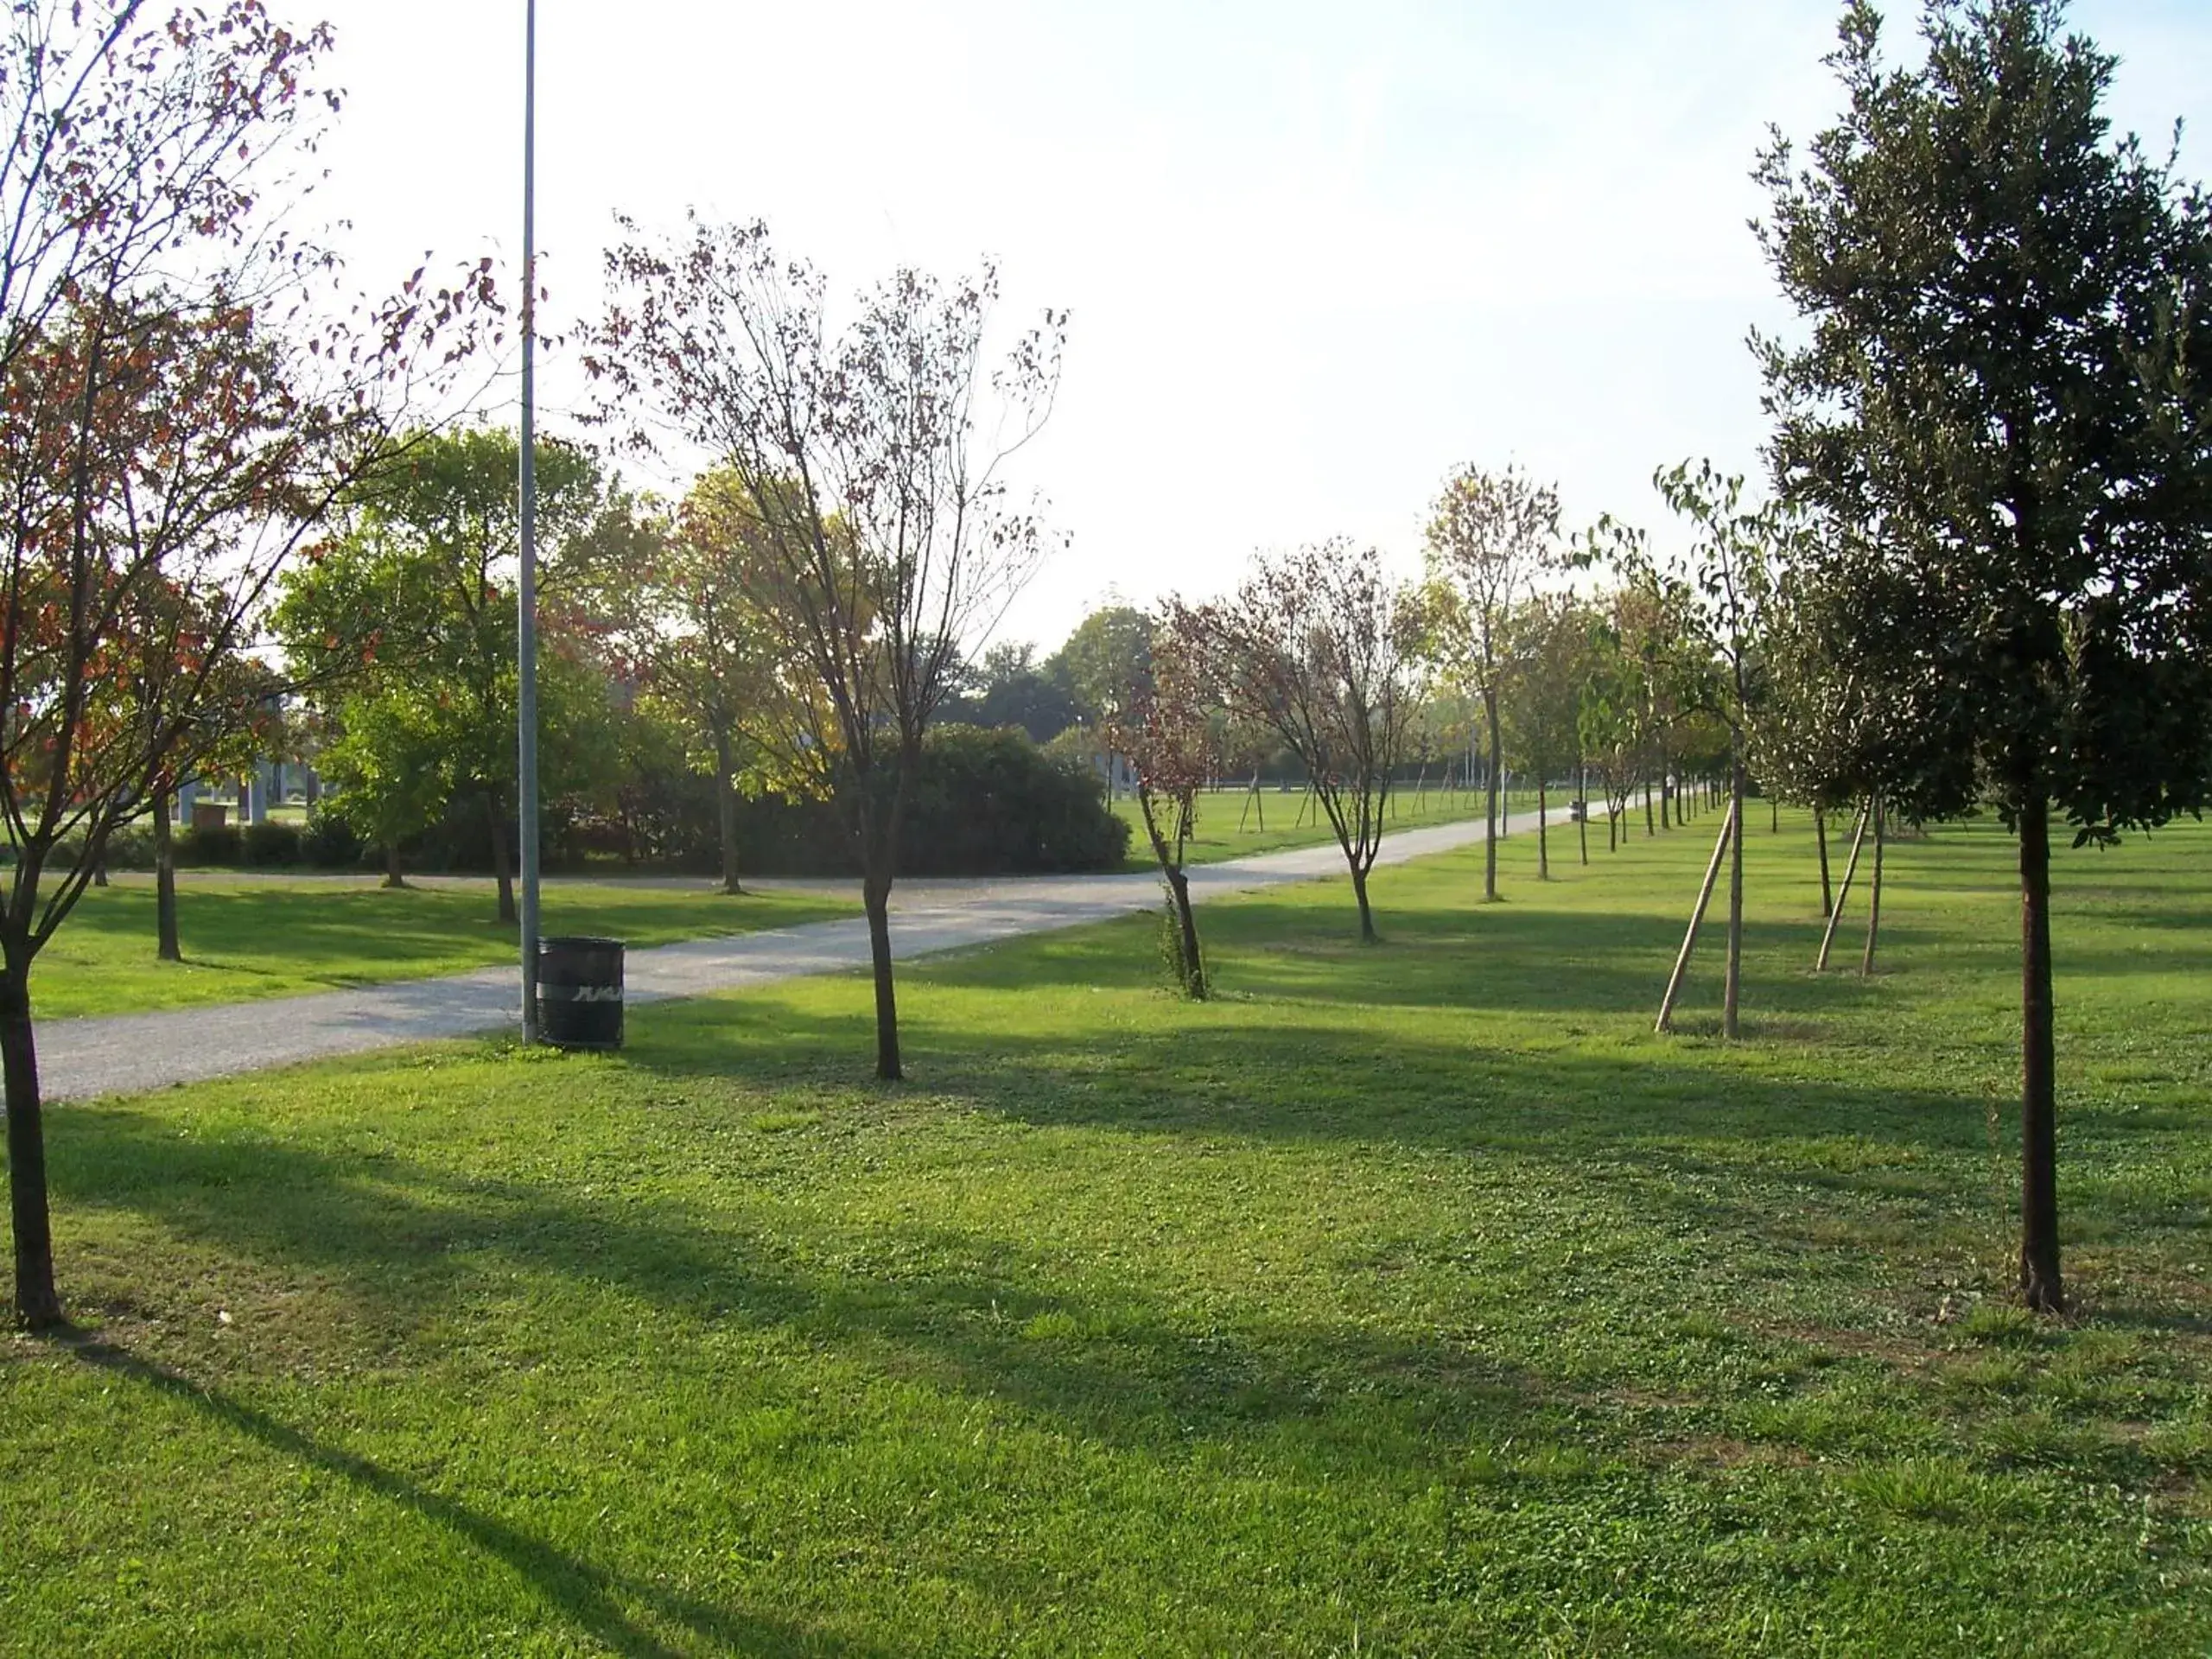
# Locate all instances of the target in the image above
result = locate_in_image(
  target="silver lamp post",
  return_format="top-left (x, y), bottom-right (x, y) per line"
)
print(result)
top-left (516, 0), bottom-right (542, 1041)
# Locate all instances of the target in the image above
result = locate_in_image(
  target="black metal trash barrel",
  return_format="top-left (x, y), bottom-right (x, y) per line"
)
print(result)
top-left (537, 936), bottom-right (625, 1050)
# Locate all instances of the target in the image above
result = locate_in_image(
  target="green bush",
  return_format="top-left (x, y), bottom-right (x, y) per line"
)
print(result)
top-left (300, 809), bottom-right (365, 869)
top-left (241, 821), bottom-right (302, 868)
top-left (729, 723), bottom-right (1128, 877)
top-left (174, 823), bottom-right (242, 866)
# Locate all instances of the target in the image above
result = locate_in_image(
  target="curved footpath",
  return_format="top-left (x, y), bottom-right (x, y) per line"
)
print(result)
top-left (32, 807), bottom-right (1562, 1103)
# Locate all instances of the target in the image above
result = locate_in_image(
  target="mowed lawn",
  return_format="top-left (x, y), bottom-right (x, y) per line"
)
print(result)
top-left (1112, 782), bottom-right (1543, 865)
top-left (22, 878), bottom-right (855, 1020)
top-left (2, 814), bottom-right (2207, 1654)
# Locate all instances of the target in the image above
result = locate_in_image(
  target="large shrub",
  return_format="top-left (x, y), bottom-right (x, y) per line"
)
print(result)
top-left (731, 725), bottom-right (1128, 877)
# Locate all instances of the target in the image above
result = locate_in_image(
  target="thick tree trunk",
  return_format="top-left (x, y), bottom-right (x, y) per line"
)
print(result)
top-left (714, 730), bottom-right (744, 896)
top-left (1351, 861), bottom-right (1378, 944)
top-left (1724, 750), bottom-right (1745, 1040)
top-left (1482, 689), bottom-right (1501, 901)
top-left (3, 958), bottom-right (60, 1329)
top-left (2018, 794), bottom-right (2063, 1313)
top-left (91, 857), bottom-right (106, 889)
top-left (862, 869), bottom-right (901, 1081)
top-left (152, 794), bottom-right (181, 962)
top-left (382, 842), bottom-right (408, 889)
top-left (1537, 780), bottom-right (1549, 880)
top-left (1815, 807), bottom-right (1833, 918)
top-left (487, 787), bottom-right (516, 925)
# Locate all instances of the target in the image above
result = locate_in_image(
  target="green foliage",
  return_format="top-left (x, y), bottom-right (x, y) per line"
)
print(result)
top-left (1755, 0), bottom-right (2212, 837)
top-left (238, 822), bottom-right (302, 868)
top-left (1050, 604), bottom-right (1153, 724)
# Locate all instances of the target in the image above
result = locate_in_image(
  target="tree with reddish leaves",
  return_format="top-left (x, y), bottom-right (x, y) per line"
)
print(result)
top-left (0, 3), bottom-right (498, 1330)
top-left (590, 219), bottom-right (1064, 1082)
top-left (1104, 607), bottom-right (1213, 999)
top-left (1184, 541), bottom-right (1424, 944)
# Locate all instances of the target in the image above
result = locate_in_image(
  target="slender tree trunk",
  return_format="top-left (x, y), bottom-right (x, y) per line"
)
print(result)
top-left (1644, 780), bottom-right (1656, 836)
top-left (1724, 747), bottom-right (1745, 1040)
top-left (1816, 801), bottom-right (1871, 972)
top-left (1770, 796), bottom-right (1779, 834)
top-left (1537, 779), bottom-right (1549, 879)
top-left (1483, 688), bottom-right (1501, 901)
top-left (1167, 865), bottom-right (1206, 998)
top-left (1577, 764), bottom-right (1589, 867)
top-left (152, 793), bottom-right (181, 962)
top-left (1351, 861), bottom-right (1378, 943)
top-left (487, 787), bottom-right (517, 925)
top-left (2018, 794), bottom-right (2063, 1313)
top-left (382, 842), bottom-right (407, 889)
top-left (862, 865), bottom-right (901, 1080)
top-left (1860, 795), bottom-right (1885, 978)
top-left (1660, 763), bottom-right (1671, 830)
top-left (714, 730), bottom-right (744, 896)
top-left (3, 955), bottom-right (60, 1329)
top-left (1815, 807), bottom-right (1833, 918)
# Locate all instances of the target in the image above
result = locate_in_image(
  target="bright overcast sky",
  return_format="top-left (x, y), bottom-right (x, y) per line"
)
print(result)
top-left (302, 0), bottom-right (2212, 650)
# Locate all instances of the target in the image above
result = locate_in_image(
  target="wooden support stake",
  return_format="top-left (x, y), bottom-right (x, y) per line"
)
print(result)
top-left (1815, 798), bottom-right (1872, 972)
top-left (1860, 794), bottom-right (1885, 976)
top-left (1656, 801), bottom-right (1737, 1034)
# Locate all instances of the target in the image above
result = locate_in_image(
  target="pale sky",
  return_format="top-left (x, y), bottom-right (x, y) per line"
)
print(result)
top-left (303, 0), bottom-right (2212, 650)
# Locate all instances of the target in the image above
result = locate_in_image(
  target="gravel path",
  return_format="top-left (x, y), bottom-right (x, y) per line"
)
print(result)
top-left (33, 808), bottom-right (1558, 1103)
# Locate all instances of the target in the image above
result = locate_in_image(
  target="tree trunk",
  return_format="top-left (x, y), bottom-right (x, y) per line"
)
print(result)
top-left (1770, 796), bottom-right (1779, 834)
top-left (487, 787), bottom-right (516, 925)
top-left (382, 842), bottom-right (408, 889)
top-left (1644, 780), bottom-right (1656, 836)
top-left (1860, 795), bottom-right (1885, 978)
top-left (1537, 780), bottom-right (1549, 880)
top-left (1816, 802), bottom-right (1871, 973)
top-left (1482, 688), bottom-right (1501, 901)
top-left (714, 730), bottom-right (744, 896)
top-left (2018, 794), bottom-right (2063, 1313)
top-left (862, 868), bottom-right (902, 1081)
top-left (91, 857), bottom-right (107, 889)
top-left (1351, 861), bottom-right (1378, 944)
top-left (3, 957), bottom-right (60, 1329)
top-left (1577, 765), bottom-right (1589, 867)
top-left (1660, 764), bottom-right (1671, 830)
top-left (1815, 807), bottom-right (1833, 918)
top-left (1724, 748), bottom-right (1745, 1040)
top-left (1656, 803), bottom-right (1734, 1034)
top-left (1167, 865), bottom-right (1206, 999)
top-left (152, 794), bottom-right (181, 962)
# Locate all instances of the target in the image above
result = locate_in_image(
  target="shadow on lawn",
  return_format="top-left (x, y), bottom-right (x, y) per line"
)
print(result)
top-left (52, 1108), bottom-right (1565, 1472)
top-left (56, 1334), bottom-right (880, 1659)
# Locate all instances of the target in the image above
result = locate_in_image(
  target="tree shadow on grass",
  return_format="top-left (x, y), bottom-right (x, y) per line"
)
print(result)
top-left (50, 1101), bottom-right (1565, 1456)
top-left (54, 1333), bottom-right (881, 1659)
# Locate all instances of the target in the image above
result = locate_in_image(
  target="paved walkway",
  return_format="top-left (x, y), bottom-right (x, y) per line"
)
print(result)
top-left (36, 809), bottom-right (1558, 1103)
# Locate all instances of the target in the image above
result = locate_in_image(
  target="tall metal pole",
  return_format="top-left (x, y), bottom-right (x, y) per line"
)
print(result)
top-left (516, 0), bottom-right (542, 1042)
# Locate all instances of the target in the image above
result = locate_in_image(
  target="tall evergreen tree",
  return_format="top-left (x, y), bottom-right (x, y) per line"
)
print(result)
top-left (1757, 0), bottom-right (2212, 1311)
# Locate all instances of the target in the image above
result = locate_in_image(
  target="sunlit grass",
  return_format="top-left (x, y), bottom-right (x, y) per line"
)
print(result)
top-left (2, 811), bottom-right (2205, 1654)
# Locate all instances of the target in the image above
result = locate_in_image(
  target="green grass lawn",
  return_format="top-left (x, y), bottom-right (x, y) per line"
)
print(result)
top-left (1113, 781), bottom-right (1548, 866)
top-left (26, 878), bottom-right (855, 1020)
top-left (3, 812), bottom-right (2206, 1654)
